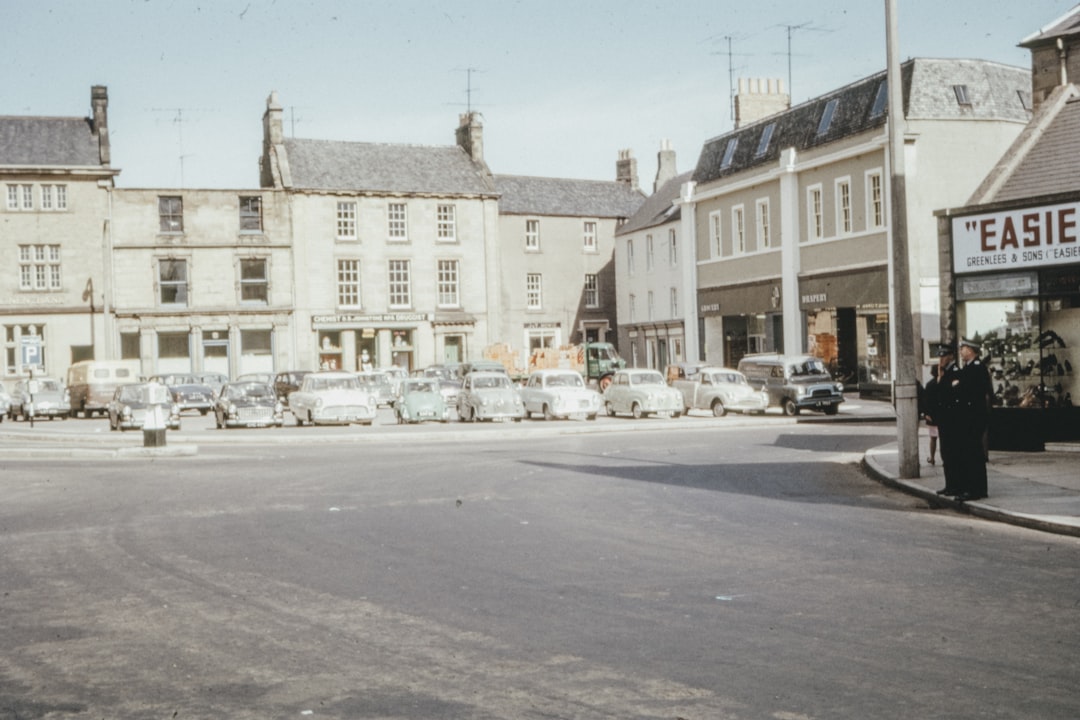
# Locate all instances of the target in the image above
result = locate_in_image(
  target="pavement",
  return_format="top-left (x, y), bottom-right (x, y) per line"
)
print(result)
top-left (3, 395), bottom-right (1078, 538)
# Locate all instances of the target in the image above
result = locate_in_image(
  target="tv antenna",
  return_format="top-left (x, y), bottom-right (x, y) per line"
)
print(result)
top-left (149, 107), bottom-right (216, 187)
top-left (776, 22), bottom-right (833, 100)
top-left (287, 105), bottom-right (312, 137)
top-left (707, 34), bottom-right (752, 124)
top-left (449, 67), bottom-right (490, 114)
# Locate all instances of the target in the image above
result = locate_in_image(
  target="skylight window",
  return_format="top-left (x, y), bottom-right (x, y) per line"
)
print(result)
top-left (816, 98), bottom-right (839, 136)
top-left (953, 84), bottom-right (972, 106)
top-left (870, 81), bottom-right (888, 118)
top-left (755, 123), bottom-right (776, 157)
top-left (720, 138), bottom-right (738, 169)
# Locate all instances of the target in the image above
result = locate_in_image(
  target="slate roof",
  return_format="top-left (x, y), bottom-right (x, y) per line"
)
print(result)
top-left (617, 170), bottom-right (693, 236)
top-left (971, 86), bottom-right (1080, 204)
top-left (493, 174), bottom-right (645, 218)
top-left (282, 138), bottom-right (497, 196)
top-left (0, 116), bottom-right (103, 167)
top-left (1020, 5), bottom-right (1080, 47)
top-left (692, 58), bottom-right (1031, 187)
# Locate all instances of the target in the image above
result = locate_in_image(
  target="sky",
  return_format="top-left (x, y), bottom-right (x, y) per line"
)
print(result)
top-left (2, 0), bottom-right (1076, 190)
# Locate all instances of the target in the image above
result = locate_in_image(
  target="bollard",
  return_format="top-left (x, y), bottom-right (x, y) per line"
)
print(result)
top-left (141, 383), bottom-right (169, 449)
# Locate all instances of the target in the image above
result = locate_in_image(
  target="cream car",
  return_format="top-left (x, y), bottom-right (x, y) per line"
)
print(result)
top-left (603, 369), bottom-right (683, 419)
top-left (287, 371), bottom-right (378, 426)
top-left (519, 369), bottom-right (601, 420)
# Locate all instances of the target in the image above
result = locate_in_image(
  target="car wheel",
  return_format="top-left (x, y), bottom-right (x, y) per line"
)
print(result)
top-left (823, 404), bottom-right (840, 416)
top-left (587, 413), bottom-right (597, 421)
top-left (782, 399), bottom-right (799, 416)
top-left (543, 404), bottom-right (555, 421)
top-left (605, 402), bottom-right (615, 417)
top-left (631, 402), bottom-right (643, 419)
top-left (199, 409), bottom-right (209, 416)
top-left (712, 400), bottom-right (727, 417)
top-left (599, 375), bottom-right (613, 392)
top-left (294, 413), bottom-right (304, 426)
top-left (672, 411), bottom-right (681, 419)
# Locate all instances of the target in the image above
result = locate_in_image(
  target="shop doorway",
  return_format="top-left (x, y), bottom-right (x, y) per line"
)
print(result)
top-left (444, 335), bottom-right (463, 364)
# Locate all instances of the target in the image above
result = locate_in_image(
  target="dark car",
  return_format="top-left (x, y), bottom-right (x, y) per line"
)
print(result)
top-left (213, 381), bottom-right (284, 428)
top-left (273, 370), bottom-right (311, 407)
top-left (149, 374), bottom-right (215, 415)
top-left (107, 383), bottom-right (181, 431)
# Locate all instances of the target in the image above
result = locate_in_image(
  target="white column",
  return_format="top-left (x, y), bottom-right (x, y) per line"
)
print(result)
top-left (678, 180), bottom-right (700, 361)
top-left (778, 148), bottom-right (803, 354)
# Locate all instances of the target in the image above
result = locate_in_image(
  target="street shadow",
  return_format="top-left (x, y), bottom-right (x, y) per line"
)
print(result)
top-left (519, 433), bottom-right (903, 509)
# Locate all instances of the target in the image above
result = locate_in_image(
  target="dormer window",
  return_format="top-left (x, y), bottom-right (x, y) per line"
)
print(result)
top-left (953, 84), bottom-right (972, 106)
top-left (870, 81), bottom-right (888, 118)
top-left (816, 99), bottom-right (839, 136)
top-left (755, 123), bottom-right (776, 158)
top-left (720, 138), bottom-right (738, 170)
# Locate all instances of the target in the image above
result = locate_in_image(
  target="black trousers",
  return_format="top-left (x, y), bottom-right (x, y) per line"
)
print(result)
top-left (954, 421), bottom-right (989, 498)
top-left (937, 423), bottom-right (961, 493)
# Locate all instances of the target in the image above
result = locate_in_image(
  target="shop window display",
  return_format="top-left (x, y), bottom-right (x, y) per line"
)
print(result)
top-left (959, 297), bottom-right (1076, 410)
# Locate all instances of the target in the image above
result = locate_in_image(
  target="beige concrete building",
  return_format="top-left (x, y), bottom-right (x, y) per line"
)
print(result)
top-left (0, 86), bottom-right (118, 382)
top-left (683, 59), bottom-right (1032, 392)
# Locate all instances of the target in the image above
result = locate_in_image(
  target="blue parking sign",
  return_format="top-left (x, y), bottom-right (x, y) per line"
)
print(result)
top-left (20, 336), bottom-right (42, 368)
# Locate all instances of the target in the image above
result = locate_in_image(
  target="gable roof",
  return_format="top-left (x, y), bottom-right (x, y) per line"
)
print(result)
top-left (494, 174), bottom-right (645, 218)
top-left (282, 138), bottom-right (497, 196)
top-left (0, 116), bottom-right (104, 167)
top-left (692, 58), bottom-right (1031, 187)
top-left (617, 170), bottom-right (693, 236)
top-left (967, 84), bottom-right (1080, 204)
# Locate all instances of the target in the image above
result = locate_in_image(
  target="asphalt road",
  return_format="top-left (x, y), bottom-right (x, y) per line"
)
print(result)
top-left (1, 422), bottom-right (1078, 719)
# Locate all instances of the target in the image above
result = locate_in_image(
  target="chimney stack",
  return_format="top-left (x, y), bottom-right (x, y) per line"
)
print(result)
top-left (91, 85), bottom-right (110, 165)
top-left (734, 78), bottom-right (790, 128)
top-left (654, 139), bottom-right (676, 193)
top-left (456, 112), bottom-right (486, 164)
top-left (616, 148), bottom-right (639, 191)
top-left (261, 91), bottom-right (287, 188)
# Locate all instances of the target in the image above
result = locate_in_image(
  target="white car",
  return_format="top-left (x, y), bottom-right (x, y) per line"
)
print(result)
top-left (603, 368), bottom-right (684, 419)
top-left (287, 371), bottom-right (378, 426)
top-left (519, 369), bottom-right (601, 420)
top-left (456, 371), bottom-right (525, 422)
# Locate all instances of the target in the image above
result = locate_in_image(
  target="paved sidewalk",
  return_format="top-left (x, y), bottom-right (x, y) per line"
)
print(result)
top-left (864, 435), bottom-right (1080, 538)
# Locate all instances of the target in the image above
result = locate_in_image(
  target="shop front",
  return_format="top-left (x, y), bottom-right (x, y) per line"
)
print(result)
top-left (798, 268), bottom-right (891, 397)
top-left (698, 281), bottom-right (784, 368)
top-left (311, 312), bottom-right (475, 374)
top-left (949, 198), bottom-right (1080, 449)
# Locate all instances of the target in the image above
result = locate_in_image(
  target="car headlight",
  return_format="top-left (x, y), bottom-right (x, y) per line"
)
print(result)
top-left (314, 397), bottom-right (323, 409)
top-left (797, 386), bottom-right (809, 397)
top-left (275, 401), bottom-right (284, 414)
top-left (835, 383), bottom-right (844, 393)
top-left (121, 405), bottom-right (132, 418)
top-left (227, 404), bottom-right (237, 416)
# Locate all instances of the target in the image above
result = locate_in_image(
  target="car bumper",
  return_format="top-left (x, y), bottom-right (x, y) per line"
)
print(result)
top-left (309, 405), bottom-right (376, 424)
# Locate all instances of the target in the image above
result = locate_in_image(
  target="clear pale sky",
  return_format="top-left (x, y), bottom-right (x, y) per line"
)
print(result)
top-left (2, 0), bottom-right (1074, 190)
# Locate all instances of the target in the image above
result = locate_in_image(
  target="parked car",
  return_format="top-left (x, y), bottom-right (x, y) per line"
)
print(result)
top-left (377, 365), bottom-right (408, 394)
top-left (456, 371), bottom-right (525, 422)
top-left (668, 365), bottom-right (769, 417)
top-left (459, 360), bottom-right (509, 377)
top-left (737, 353), bottom-right (845, 416)
top-left (287, 371), bottom-right (378, 426)
top-left (213, 381), bottom-right (284, 428)
top-left (237, 372), bottom-right (275, 385)
top-left (147, 375), bottom-right (215, 415)
top-left (273, 370), bottom-right (311, 407)
top-left (7, 377), bottom-right (70, 421)
top-left (519, 369), bottom-right (601, 420)
top-left (107, 383), bottom-right (181, 431)
top-left (393, 378), bottom-right (450, 424)
top-left (0, 383), bottom-right (12, 422)
top-left (603, 368), bottom-right (683, 419)
top-left (66, 359), bottom-right (141, 418)
top-left (355, 370), bottom-right (396, 407)
top-left (195, 372), bottom-right (229, 396)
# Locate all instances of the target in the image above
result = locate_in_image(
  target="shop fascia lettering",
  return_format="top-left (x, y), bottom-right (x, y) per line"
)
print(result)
top-left (952, 201), bottom-right (1080, 273)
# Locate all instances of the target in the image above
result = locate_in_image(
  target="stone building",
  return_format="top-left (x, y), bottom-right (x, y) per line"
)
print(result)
top-left (0, 86), bottom-right (118, 380)
top-left (108, 187), bottom-right (294, 378)
top-left (614, 141), bottom-right (693, 369)
top-left (491, 155), bottom-right (645, 374)
top-left (261, 95), bottom-right (501, 372)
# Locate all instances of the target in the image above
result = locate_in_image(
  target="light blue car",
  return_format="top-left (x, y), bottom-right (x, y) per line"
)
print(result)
top-left (394, 378), bottom-right (450, 424)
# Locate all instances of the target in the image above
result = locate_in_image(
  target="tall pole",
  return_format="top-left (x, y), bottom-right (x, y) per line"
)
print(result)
top-left (885, 0), bottom-right (920, 478)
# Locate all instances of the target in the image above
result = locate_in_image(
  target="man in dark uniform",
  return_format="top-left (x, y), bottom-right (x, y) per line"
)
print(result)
top-left (951, 338), bottom-right (994, 501)
top-left (934, 345), bottom-right (962, 496)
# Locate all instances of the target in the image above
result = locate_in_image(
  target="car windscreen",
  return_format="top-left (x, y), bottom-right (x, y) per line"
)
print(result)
top-left (546, 373), bottom-right (583, 388)
top-left (631, 373), bottom-right (665, 386)
top-left (789, 359), bottom-right (829, 377)
top-left (473, 376), bottom-right (509, 389)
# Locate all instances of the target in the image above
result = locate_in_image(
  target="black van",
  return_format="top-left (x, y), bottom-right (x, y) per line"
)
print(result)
top-left (736, 353), bottom-right (845, 416)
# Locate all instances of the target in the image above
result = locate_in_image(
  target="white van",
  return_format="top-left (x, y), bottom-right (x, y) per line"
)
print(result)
top-left (66, 360), bottom-right (142, 418)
